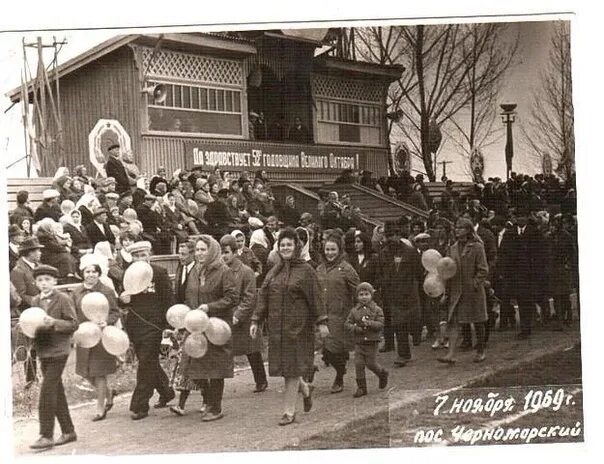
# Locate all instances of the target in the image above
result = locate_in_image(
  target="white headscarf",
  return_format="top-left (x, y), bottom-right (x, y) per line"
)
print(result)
top-left (249, 228), bottom-right (269, 249)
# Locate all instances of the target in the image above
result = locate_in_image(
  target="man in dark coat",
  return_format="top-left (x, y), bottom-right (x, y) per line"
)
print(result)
top-left (85, 208), bottom-right (116, 247)
top-left (377, 221), bottom-right (423, 366)
top-left (120, 241), bottom-right (175, 420)
top-left (104, 144), bottom-right (131, 194)
top-left (205, 189), bottom-right (233, 239)
top-left (174, 241), bottom-right (196, 304)
top-left (9, 225), bottom-right (24, 271)
top-left (10, 237), bottom-right (43, 384)
top-left (34, 190), bottom-right (62, 222)
top-left (136, 195), bottom-right (171, 254)
top-left (507, 210), bottom-right (546, 338)
top-left (11, 190), bottom-right (34, 220)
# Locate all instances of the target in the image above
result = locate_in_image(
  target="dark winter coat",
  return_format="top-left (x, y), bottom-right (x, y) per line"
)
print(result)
top-left (344, 301), bottom-right (384, 344)
top-left (31, 289), bottom-right (78, 358)
top-left (317, 257), bottom-right (360, 353)
top-left (72, 281), bottom-right (120, 379)
top-left (105, 156), bottom-right (131, 193)
top-left (124, 264), bottom-right (174, 341)
top-left (229, 258), bottom-right (263, 356)
top-left (34, 202), bottom-right (62, 223)
top-left (10, 258), bottom-right (39, 310)
top-left (446, 239), bottom-right (489, 324)
top-left (377, 242), bottom-right (423, 326)
top-left (184, 261), bottom-right (238, 379)
top-left (252, 258), bottom-right (327, 377)
top-left (85, 221), bottom-right (116, 247)
top-left (63, 223), bottom-right (92, 257)
top-left (506, 225), bottom-right (546, 300)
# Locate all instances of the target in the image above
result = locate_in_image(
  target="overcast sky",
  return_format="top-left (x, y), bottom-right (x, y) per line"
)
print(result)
top-left (0, 20), bottom-right (558, 179)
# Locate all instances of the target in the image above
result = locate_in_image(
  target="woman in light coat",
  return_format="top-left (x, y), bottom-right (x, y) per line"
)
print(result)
top-left (438, 218), bottom-right (489, 364)
top-left (184, 235), bottom-right (238, 421)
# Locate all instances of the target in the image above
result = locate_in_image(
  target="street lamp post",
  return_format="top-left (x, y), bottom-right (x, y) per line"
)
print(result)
top-left (500, 103), bottom-right (517, 180)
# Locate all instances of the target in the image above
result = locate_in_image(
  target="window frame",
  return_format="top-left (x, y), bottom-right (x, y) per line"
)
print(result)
top-left (315, 97), bottom-right (383, 147)
top-left (144, 76), bottom-right (246, 139)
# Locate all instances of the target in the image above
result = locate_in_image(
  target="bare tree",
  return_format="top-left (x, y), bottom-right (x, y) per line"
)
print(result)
top-left (352, 23), bottom-right (517, 181)
top-left (447, 24), bottom-right (517, 180)
top-left (522, 21), bottom-right (574, 180)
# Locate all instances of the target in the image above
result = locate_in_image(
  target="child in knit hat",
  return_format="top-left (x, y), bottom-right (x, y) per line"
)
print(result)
top-left (344, 282), bottom-right (389, 397)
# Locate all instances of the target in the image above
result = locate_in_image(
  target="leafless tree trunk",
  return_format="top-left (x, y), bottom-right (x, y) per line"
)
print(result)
top-left (522, 21), bottom-right (574, 180)
top-left (353, 23), bottom-right (516, 181)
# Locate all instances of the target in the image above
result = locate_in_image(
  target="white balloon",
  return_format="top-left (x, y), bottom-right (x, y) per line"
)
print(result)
top-left (184, 332), bottom-right (209, 358)
top-left (423, 273), bottom-right (446, 298)
top-left (436, 257), bottom-right (458, 280)
top-left (101, 326), bottom-right (130, 356)
top-left (122, 261), bottom-right (153, 295)
top-left (421, 249), bottom-right (442, 272)
top-left (75, 321), bottom-right (102, 348)
top-left (184, 309), bottom-right (210, 333)
top-left (81, 292), bottom-right (110, 323)
top-left (205, 318), bottom-right (231, 346)
top-left (167, 304), bottom-right (191, 330)
top-left (19, 307), bottom-right (47, 338)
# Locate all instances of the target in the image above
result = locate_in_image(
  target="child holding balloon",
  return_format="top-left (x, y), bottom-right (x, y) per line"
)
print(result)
top-left (28, 264), bottom-right (79, 450)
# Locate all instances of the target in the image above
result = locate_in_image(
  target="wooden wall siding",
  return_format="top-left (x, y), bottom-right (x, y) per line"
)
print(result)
top-left (46, 46), bottom-right (142, 176)
top-left (140, 136), bottom-right (186, 176)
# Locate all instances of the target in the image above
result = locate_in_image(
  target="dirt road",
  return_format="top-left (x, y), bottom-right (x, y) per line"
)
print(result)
top-left (12, 327), bottom-right (580, 455)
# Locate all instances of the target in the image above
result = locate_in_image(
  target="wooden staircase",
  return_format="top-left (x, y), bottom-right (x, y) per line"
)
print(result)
top-left (326, 183), bottom-right (429, 223)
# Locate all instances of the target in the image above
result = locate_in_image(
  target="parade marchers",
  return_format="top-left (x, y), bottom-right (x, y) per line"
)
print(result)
top-left (8, 146), bottom-right (579, 449)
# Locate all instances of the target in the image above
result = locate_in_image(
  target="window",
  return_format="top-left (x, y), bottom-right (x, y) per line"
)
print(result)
top-left (316, 99), bottom-right (381, 146)
top-left (147, 81), bottom-right (243, 136)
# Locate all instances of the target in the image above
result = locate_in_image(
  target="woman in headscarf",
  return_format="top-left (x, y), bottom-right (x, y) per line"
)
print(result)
top-left (162, 192), bottom-right (189, 244)
top-left (36, 219), bottom-right (77, 278)
top-left (371, 224), bottom-right (386, 253)
top-left (220, 235), bottom-right (268, 393)
top-left (230, 229), bottom-right (262, 276)
top-left (63, 209), bottom-right (92, 260)
top-left (295, 226), bottom-right (317, 268)
top-left (251, 228), bottom-right (329, 425)
top-left (72, 256), bottom-right (120, 420)
top-left (316, 233), bottom-right (360, 393)
top-left (438, 218), bottom-right (489, 364)
top-left (184, 235), bottom-right (238, 422)
top-left (76, 192), bottom-right (100, 227)
top-left (194, 178), bottom-right (213, 220)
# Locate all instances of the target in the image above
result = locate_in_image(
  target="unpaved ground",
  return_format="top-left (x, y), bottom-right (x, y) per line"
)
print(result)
top-left (12, 327), bottom-right (580, 455)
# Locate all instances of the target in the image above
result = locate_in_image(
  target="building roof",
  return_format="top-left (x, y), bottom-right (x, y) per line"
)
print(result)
top-left (6, 32), bottom-right (257, 103)
top-left (313, 55), bottom-right (404, 82)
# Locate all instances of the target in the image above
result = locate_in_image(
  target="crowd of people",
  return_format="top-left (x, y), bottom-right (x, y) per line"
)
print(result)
top-left (7, 145), bottom-right (579, 450)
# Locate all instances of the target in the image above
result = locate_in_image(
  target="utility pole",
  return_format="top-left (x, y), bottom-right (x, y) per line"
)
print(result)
top-left (439, 160), bottom-right (452, 180)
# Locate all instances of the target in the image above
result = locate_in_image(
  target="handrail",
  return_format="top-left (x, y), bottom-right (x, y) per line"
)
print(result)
top-left (331, 183), bottom-right (429, 219)
top-left (274, 182), bottom-right (382, 228)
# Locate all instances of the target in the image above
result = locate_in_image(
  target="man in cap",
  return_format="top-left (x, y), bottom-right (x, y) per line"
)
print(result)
top-left (9, 224), bottom-right (25, 271)
top-left (34, 189), bottom-right (62, 222)
top-left (29, 264), bottom-right (78, 449)
top-left (104, 143), bottom-right (131, 194)
top-left (85, 207), bottom-right (116, 247)
top-left (119, 241), bottom-right (175, 419)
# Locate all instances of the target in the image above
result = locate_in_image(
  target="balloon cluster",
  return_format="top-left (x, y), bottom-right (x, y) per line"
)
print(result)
top-left (73, 292), bottom-right (130, 356)
top-left (421, 249), bottom-right (458, 298)
top-left (166, 304), bottom-right (231, 358)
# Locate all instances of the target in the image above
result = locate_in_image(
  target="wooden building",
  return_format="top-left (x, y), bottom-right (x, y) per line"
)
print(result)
top-left (7, 30), bottom-right (403, 184)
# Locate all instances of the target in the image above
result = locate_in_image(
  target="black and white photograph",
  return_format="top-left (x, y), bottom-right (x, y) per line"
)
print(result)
top-left (0, 1), bottom-right (599, 460)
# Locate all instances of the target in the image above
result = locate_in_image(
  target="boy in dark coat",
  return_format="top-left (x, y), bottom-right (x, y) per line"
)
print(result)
top-left (29, 265), bottom-right (78, 450)
top-left (345, 282), bottom-right (389, 397)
